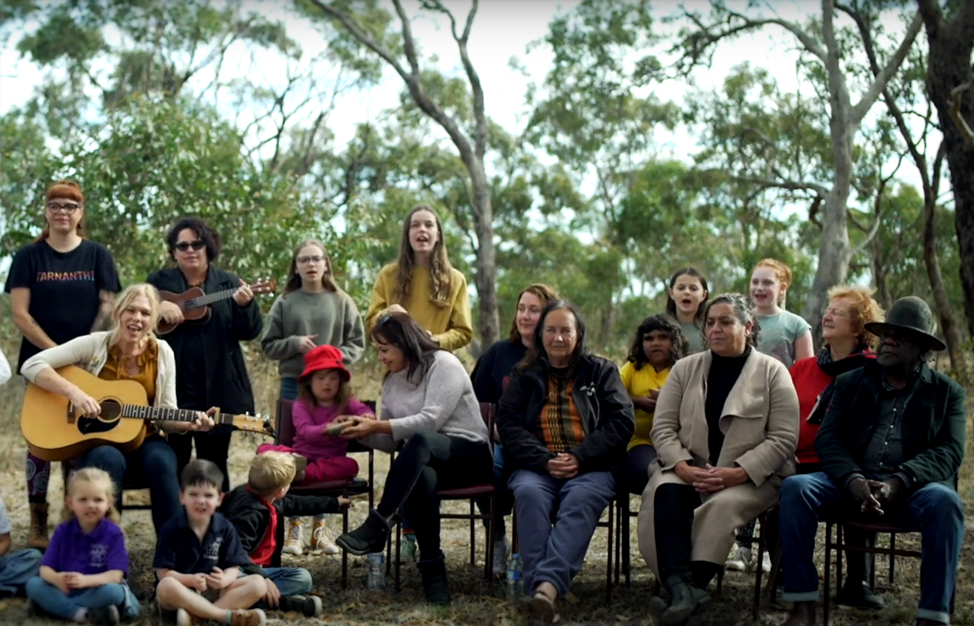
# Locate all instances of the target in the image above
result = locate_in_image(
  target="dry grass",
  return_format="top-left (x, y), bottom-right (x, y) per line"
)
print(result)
top-left (0, 355), bottom-right (971, 626)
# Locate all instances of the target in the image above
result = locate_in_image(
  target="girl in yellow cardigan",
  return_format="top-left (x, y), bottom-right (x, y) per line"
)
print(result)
top-left (365, 205), bottom-right (473, 352)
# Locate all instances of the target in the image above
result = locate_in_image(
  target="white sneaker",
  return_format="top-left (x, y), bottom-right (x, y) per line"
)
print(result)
top-left (311, 516), bottom-right (340, 555)
top-left (761, 549), bottom-right (772, 573)
top-left (282, 518), bottom-right (303, 556)
top-left (725, 545), bottom-right (751, 571)
top-left (492, 536), bottom-right (510, 576)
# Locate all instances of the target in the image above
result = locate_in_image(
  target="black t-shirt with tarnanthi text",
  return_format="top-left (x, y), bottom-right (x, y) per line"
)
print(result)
top-left (4, 239), bottom-right (121, 372)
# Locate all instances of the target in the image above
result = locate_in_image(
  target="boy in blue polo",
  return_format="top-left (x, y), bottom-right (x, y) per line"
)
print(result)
top-left (154, 460), bottom-right (267, 626)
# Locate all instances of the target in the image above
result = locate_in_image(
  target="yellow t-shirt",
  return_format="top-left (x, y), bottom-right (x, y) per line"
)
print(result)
top-left (618, 361), bottom-right (670, 451)
top-left (365, 263), bottom-right (473, 352)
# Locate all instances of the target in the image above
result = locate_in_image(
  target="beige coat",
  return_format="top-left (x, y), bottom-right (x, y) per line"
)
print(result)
top-left (637, 349), bottom-right (799, 579)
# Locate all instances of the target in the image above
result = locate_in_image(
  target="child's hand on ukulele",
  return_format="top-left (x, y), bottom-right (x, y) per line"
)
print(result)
top-left (204, 567), bottom-right (234, 590)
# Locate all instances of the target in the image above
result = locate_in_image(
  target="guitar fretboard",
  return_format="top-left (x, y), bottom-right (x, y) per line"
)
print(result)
top-left (120, 405), bottom-right (231, 425)
top-left (184, 289), bottom-right (238, 311)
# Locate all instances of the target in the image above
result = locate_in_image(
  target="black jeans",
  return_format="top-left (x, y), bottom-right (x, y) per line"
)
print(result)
top-left (167, 430), bottom-right (233, 493)
top-left (654, 483), bottom-right (722, 589)
top-left (377, 431), bottom-right (493, 562)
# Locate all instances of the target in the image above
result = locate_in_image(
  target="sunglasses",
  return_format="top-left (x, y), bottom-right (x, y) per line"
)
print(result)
top-left (174, 240), bottom-right (206, 252)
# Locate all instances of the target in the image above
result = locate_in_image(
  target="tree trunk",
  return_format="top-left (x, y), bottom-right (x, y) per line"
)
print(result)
top-left (467, 156), bottom-right (500, 346)
top-left (871, 239), bottom-right (892, 310)
top-left (923, 198), bottom-right (965, 366)
top-left (921, 2), bottom-right (974, 339)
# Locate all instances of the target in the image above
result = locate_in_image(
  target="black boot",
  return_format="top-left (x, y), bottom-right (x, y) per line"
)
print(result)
top-left (417, 554), bottom-right (451, 606)
top-left (335, 510), bottom-right (390, 556)
top-left (278, 594), bottom-right (323, 617)
top-left (836, 579), bottom-right (884, 609)
top-left (662, 574), bottom-right (705, 626)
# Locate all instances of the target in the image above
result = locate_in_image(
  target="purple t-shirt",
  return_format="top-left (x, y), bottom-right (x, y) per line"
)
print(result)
top-left (42, 518), bottom-right (128, 576)
top-left (292, 396), bottom-right (373, 459)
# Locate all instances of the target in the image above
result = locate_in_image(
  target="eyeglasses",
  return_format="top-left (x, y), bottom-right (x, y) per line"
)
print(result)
top-left (47, 202), bottom-right (81, 213)
top-left (174, 240), bottom-right (206, 252)
top-left (297, 255), bottom-right (325, 264)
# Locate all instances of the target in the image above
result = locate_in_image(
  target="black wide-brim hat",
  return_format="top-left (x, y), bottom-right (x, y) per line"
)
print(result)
top-left (864, 296), bottom-right (946, 352)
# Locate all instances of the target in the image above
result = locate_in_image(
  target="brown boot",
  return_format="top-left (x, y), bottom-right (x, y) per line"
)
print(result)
top-left (27, 503), bottom-right (50, 551)
top-left (780, 601), bottom-right (818, 626)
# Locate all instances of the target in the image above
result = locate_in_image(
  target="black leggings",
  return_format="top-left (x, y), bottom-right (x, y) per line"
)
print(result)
top-left (654, 483), bottom-right (722, 589)
top-left (377, 431), bottom-right (493, 562)
top-left (167, 430), bottom-right (233, 493)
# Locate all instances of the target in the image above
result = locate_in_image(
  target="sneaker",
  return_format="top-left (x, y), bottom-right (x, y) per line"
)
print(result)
top-left (836, 580), bottom-right (885, 610)
top-left (760, 550), bottom-right (772, 574)
top-left (401, 532), bottom-right (419, 563)
top-left (87, 605), bottom-right (120, 625)
top-left (492, 536), bottom-right (510, 576)
top-left (282, 518), bottom-right (304, 556)
top-left (279, 594), bottom-right (323, 617)
top-left (725, 545), bottom-right (751, 571)
top-left (175, 608), bottom-right (198, 626)
top-left (311, 516), bottom-right (340, 555)
top-left (229, 608), bottom-right (266, 626)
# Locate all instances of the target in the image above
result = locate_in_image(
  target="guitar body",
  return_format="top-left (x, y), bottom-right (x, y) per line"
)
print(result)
top-left (21, 366), bottom-right (149, 462)
top-left (157, 287), bottom-right (212, 335)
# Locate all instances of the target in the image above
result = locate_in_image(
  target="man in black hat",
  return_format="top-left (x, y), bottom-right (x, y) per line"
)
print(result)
top-left (776, 296), bottom-right (966, 626)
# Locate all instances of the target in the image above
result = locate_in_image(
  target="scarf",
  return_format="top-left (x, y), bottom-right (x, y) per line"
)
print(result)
top-left (806, 342), bottom-right (875, 425)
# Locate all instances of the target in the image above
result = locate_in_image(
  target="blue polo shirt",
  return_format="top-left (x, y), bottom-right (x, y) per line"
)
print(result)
top-left (42, 518), bottom-right (128, 576)
top-left (153, 508), bottom-right (251, 575)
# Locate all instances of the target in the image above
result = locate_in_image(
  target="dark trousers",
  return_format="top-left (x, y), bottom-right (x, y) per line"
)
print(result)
top-left (654, 483), bottom-right (722, 589)
top-left (376, 432), bottom-right (492, 562)
top-left (167, 431), bottom-right (233, 493)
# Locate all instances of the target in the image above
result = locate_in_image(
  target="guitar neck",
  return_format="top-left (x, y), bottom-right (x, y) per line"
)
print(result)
top-left (188, 288), bottom-right (238, 308)
top-left (121, 405), bottom-right (233, 426)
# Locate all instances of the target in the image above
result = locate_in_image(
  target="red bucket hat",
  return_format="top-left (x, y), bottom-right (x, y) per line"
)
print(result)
top-left (299, 345), bottom-right (350, 382)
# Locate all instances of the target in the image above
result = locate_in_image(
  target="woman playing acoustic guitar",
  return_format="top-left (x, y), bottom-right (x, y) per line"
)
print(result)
top-left (147, 218), bottom-right (263, 493)
top-left (20, 284), bottom-right (216, 536)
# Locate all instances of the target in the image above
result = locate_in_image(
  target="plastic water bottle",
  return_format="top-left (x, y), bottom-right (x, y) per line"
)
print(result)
top-left (506, 553), bottom-right (523, 600)
top-left (367, 552), bottom-right (385, 590)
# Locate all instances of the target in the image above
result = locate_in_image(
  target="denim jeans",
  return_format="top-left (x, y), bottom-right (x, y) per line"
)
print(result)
top-left (280, 378), bottom-right (299, 402)
top-left (77, 435), bottom-right (180, 535)
top-left (508, 470), bottom-right (614, 596)
top-left (0, 549), bottom-right (42, 595)
top-left (26, 577), bottom-right (140, 620)
top-left (779, 471), bottom-right (963, 624)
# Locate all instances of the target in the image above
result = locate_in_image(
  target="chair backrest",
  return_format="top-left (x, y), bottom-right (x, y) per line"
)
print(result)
top-left (275, 398), bottom-right (296, 447)
top-left (479, 402), bottom-right (494, 452)
top-left (276, 397), bottom-right (378, 454)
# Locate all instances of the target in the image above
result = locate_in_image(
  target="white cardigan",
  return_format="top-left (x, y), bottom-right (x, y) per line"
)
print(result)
top-left (20, 331), bottom-right (179, 409)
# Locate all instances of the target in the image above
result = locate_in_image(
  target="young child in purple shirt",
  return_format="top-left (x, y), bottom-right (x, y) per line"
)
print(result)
top-left (25, 468), bottom-right (139, 625)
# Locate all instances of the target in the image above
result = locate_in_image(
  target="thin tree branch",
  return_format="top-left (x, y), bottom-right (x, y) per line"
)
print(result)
top-left (850, 12), bottom-right (923, 124)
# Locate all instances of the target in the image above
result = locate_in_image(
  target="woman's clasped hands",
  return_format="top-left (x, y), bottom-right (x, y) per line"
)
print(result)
top-left (674, 461), bottom-right (749, 494)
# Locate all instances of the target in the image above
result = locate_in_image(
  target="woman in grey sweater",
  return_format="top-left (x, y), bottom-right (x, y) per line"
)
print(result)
top-left (334, 312), bottom-right (492, 606)
top-left (261, 240), bottom-right (366, 400)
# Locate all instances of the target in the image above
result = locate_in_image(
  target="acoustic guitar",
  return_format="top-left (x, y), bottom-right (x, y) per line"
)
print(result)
top-left (21, 366), bottom-right (275, 462)
top-left (157, 278), bottom-right (276, 335)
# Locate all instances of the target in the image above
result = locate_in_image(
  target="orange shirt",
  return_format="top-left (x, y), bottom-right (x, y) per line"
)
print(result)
top-left (99, 340), bottom-right (158, 434)
top-left (538, 373), bottom-right (585, 453)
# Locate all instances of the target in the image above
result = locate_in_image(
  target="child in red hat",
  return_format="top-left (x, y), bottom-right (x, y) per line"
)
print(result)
top-left (257, 345), bottom-right (374, 555)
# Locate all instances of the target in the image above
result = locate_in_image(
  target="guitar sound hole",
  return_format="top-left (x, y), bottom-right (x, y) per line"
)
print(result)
top-left (77, 399), bottom-right (121, 436)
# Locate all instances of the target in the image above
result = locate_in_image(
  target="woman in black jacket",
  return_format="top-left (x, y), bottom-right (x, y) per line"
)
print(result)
top-left (497, 300), bottom-right (634, 624)
top-left (147, 217), bottom-right (263, 492)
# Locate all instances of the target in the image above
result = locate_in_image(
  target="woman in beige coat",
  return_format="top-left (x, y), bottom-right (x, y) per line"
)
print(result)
top-left (637, 294), bottom-right (799, 626)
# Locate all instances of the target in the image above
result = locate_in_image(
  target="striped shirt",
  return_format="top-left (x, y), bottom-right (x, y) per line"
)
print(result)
top-left (538, 369), bottom-right (585, 452)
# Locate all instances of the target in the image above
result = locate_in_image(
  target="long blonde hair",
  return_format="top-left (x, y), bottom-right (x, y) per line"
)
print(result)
top-left (63, 467), bottom-right (120, 524)
top-left (392, 205), bottom-right (454, 309)
top-left (107, 283), bottom-right (161, 346)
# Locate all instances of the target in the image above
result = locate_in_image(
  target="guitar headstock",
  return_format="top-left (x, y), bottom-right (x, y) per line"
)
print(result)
top-left (231, 412), bottom-right (275, 437)
top-left (250, 278), bottom-right (277, 295)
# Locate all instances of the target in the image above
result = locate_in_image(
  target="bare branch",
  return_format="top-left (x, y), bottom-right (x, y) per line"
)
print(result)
top-left (850, 12), bottom-right (923, 124)
top-left (949, 82), bottom-right (974, 146)
top-left (732, 176), bottom-right (829, 198)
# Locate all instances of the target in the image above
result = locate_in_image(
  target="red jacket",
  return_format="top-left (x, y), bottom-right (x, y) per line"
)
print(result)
top-left (788, 353), bottom-right (875, 464)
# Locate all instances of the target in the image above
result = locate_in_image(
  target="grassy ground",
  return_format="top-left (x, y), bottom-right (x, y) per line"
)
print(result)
top-left (0, 359), bottom-right (971, 626)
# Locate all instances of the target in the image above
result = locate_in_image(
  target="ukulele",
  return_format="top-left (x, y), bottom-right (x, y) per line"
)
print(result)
top-left (21, 366), bottom-right (275, 462)
top-left (157, 278), bottom-right (276, 335)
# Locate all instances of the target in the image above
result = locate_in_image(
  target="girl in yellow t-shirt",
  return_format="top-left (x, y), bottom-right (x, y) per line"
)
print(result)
top-left (619, 314), bottom-right (689, 494)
